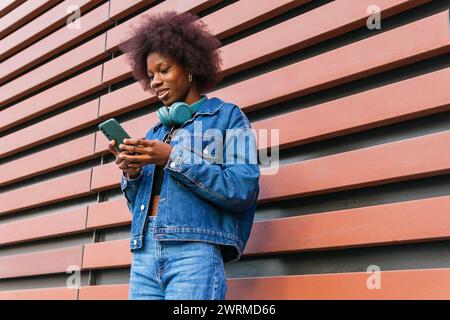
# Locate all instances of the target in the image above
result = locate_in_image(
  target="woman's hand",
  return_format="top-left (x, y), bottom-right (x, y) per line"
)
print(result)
top-left (119, 138), bottom-right (174, 166)
top-left (108, 139), bottom-right (143, 178)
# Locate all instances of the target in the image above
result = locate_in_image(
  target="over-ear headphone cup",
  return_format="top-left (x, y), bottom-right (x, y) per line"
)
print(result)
top-left (157, 106), bottom-right (174, 127)
top-left (169, 102), bottom-right (193, 125)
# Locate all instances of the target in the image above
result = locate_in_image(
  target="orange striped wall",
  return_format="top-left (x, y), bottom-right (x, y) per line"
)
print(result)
top-left (0, 0), bottom-right (449, 300)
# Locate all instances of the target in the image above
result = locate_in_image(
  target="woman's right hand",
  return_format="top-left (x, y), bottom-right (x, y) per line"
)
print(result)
top-left (108, 139), bottom-right (142, 179)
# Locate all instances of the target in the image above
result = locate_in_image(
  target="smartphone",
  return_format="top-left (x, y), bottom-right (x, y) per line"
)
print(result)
top-left (98, 118), bottom-right (133, 153)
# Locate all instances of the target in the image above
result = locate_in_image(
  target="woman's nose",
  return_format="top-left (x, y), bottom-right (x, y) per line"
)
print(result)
top-left (151, 74), bottom-right (163, 87)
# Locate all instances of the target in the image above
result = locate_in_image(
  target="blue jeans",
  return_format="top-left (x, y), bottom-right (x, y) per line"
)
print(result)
top-left (128, 216), bottom-right (227, 300)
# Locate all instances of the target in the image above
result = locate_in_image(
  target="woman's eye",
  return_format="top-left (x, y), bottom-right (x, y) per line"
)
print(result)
top-left (148, 68), bottom-right (168, 79)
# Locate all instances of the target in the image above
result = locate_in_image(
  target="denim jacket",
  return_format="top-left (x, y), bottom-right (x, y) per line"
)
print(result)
top-left (120, 96), bottom-right (260, 263)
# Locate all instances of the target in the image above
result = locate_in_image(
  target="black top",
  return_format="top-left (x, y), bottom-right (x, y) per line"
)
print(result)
top-left (143, 123), bottom-right (180, 232)
top-left (151, 123), bottom-right (180, 197)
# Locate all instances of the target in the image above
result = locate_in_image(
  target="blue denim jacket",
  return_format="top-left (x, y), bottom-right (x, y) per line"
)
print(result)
top-left (120, 96), bottom-right (260, 263)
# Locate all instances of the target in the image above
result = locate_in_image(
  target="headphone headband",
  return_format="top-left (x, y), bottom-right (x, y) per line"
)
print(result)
top-left (188, 95), bottom-right (207, 114)
top-left (157, 95), bottom-right (208, 128)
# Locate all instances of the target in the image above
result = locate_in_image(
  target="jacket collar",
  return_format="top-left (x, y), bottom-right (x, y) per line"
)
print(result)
top-left (152, 95), bottom-right (223, 132)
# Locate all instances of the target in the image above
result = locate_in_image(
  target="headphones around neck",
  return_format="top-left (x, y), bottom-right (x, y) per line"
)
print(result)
top-left (156, 95), bottom-right (207, 128)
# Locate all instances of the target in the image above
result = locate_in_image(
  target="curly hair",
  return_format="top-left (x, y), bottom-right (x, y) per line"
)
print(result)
top-left (119, 11), bottom-right (223, 94)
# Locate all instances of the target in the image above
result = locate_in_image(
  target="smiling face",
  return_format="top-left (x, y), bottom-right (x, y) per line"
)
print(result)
top-left (146, 52), bottom-right (200, 106)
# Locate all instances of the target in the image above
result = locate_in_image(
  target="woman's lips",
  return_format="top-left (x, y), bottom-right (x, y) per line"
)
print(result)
top-left (158, 89), bottom-right (170, 99)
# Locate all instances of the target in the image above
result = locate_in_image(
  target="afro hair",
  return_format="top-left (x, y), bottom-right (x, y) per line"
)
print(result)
top-left (119, 11), bottom-right (223, 94)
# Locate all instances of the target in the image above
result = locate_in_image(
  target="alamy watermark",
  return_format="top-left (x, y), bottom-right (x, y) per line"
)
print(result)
top-left (66, 5), bottom-right (81, 30)
top-left (66, 265), bottom-right (81, 289)
top-left (366, 5), bottom-right (382, 30)
top-left (169, 122), bottom-right (279, 175)
top-left (366, 265), bottom-right (381, 290)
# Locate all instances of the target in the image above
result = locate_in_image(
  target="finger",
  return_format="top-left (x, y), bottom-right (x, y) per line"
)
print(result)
top-left (122, 138), bottom-right (138, 145)
top-left (119, 153), bottom-right (146, 162)
top-left (118, 153), bottom-right (134, 160)
top-left (126, 162), bottom-right (142, 168)
top-left (116, 152), bottom-right (131, 165)
top-left (118, 143), bottom-right (128, 151)
top-left (119, 159), bottom-right (134, 170)
top-left (119, 144), bottom-right (146, 153)
top-left (108, 140), bottom-right (118, 156)
top-left (127, 145), bottom-right (149, 155)
top-left (124, 138), bottom-right (153, 147)
top-left (115, 156), bottom-right (125, 165)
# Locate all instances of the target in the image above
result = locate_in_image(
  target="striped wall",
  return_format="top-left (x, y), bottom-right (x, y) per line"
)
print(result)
top-left (0, 0), bottom-right (449, 300)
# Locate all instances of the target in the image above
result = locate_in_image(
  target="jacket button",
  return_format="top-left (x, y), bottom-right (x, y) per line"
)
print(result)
top-left (170, 162), bottom-right (175, 168)
top-left (140, 204), bottom-right (145, 211)
top-left (133, 239), bottom-right (137, 245)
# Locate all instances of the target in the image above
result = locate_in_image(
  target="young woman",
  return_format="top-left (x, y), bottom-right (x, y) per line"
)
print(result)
top-left (107, 11), bottom-right (260, 300)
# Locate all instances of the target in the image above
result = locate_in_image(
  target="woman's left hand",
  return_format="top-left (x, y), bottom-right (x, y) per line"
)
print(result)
top-left (119, 138), bottom-right (173, 166)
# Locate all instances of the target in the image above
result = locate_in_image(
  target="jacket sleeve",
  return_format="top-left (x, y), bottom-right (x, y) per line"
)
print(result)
top-left (164, 105), bottom-right (260, 212)
top-left (120, 169), bottom-right (143, 214)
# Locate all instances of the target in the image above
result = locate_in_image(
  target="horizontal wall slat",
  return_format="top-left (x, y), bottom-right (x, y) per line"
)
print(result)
top-left (0, 0), bottom-right (165, 107)
top-left (218, 0), bottom-right (432, 78)
top-left (84, 195), bottom-right (450, 270)
top-left (103, 0), bottom-right (315, 84)
top-left (0, 102), bottom-right (98, 164)
top-left (105, 0), bottom-right (222, 52)
top-left (86, 198), bottom-right (131, 230)
top-left (0, 246), bottom-right (83, 279)
top-left (0, 0), bottom-right (26, 20)
top-left (0, 66), bottom-right (105, 136)
top-left (79, 195), bottom-right (450, 270)
top-left (0, 287), bottom-right (78, 300)
top-left (0, 0), bottom-right (436, 146)
top-left (4, 267), bottom-right (450, 300)
top-left (0, 1), bottom-right (111, 86)
top-left (109, 0), bottom-right (158, 21)
top-left (82, 240), bottom-right (131, 270)
top-left (0, 34), bottom-right (108, 108)
top-left (0, 0), bottom-right (102, 62)
top-left (214, 9), bottom-right (450, 113)
top-left (76, 268), bottom-right (450, 299)
top-left (201, 0), bottom-right (311, 40)
top-left (90, 129), bottom-right (450, 202)
top-left (259, 130), bottom-right (450, 202)
top-left (0, 133), bottom-right (95, 187)
top-left (2, 69), bottom-right (449, 204)
top-left (0, 207), bottom-right (87, 247)
top-left (0, 0), bottom-right (61, 41)
top-left (79, 284), bottom-right (128, 300)
top-left (3, 194), bottom-right (450, 258)
top-left (0, 199), bottom-right (127, 247)
top-left (1, 93), bottom-right (448, 216)
top-left (0, 0), bottom-right (164, 107)
top-left (226, 269), bottom-right (450, 299)
top-left (253, 67), bottom-right (450, 150)
top-left (0, 0), bottom-right (227, 108)
top-left (3, 64), bottom-right (448, 187)
top-left (0, 170), bottom-right (93, 216)
top-left (245, 195), bottom-right (450, 255)
top-left (99, 10), bottom-right (450, 119)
